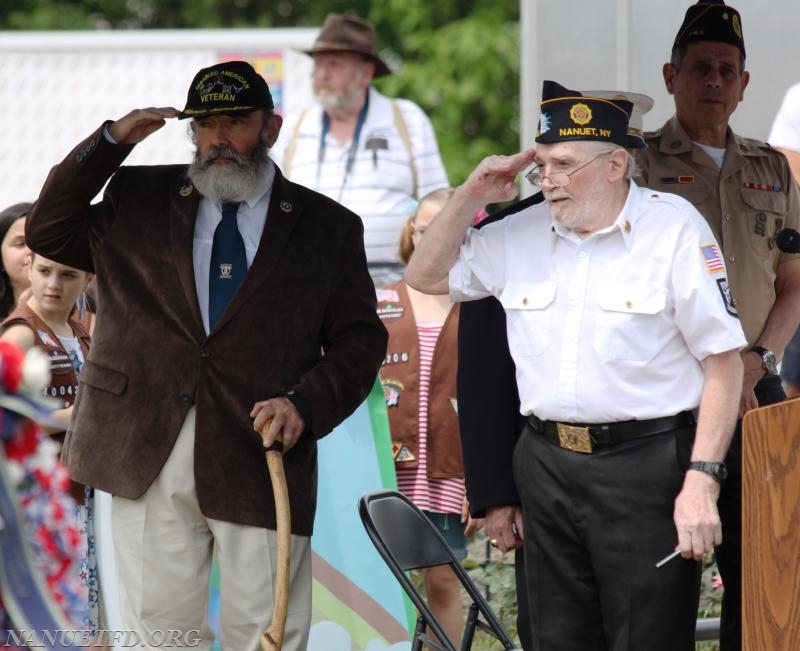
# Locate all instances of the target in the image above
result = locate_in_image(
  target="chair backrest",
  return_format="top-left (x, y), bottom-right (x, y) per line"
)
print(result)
top-left (361, 489), bottom-right (454, 571)
top-left (359, 489), bottom-right (520, 651)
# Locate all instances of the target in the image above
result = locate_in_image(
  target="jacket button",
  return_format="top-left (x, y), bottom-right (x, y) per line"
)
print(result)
top-left (179, 392), bottom-right (191, 403)
top-left (200, 348), bottom-right (209, 358)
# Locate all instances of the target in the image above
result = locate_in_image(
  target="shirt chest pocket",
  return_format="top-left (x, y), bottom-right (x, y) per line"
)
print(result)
top-left (499, 280), bottom-right (556, 358)
top-left (593, 284), bottom-right (668, 362)
top-left (740, 188), bottom-right (787, 256)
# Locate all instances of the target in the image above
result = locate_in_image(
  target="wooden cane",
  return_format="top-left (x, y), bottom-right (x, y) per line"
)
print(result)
top-left (260, 422), bottom-right (292, 651)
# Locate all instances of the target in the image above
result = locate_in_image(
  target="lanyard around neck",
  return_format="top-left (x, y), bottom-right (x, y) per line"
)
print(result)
top-left (318, 90), bottom-right (370, 201)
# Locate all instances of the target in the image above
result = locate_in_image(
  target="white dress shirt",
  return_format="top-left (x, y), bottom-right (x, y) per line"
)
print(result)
top-left (450, 181), bottom-right (747, 423)
top-left (193, 162), bottom-right (275, 334)
top-left (273, 87), bottom-right (449, 264)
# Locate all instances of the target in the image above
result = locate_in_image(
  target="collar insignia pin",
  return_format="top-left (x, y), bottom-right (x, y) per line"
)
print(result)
top-left (179, 184), bottom-right (194, 197)
top-left (280, 201), bottom-right (292, 213)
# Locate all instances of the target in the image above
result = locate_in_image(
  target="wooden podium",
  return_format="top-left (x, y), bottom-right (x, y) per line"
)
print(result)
top-left (742, 397), bottom-right (800, 649)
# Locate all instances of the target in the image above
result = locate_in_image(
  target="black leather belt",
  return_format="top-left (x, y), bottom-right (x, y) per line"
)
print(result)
top-left (527, 411), bottom-right (696, 454)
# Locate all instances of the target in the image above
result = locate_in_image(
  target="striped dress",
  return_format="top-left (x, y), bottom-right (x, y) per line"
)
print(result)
top-left (396, 323), bottom-right (464, 515)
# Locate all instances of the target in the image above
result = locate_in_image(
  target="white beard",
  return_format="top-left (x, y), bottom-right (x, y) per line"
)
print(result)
top-left (314, 67), bottom-right (365, 115)
top-left (188, 145), bottom-right (269, 203)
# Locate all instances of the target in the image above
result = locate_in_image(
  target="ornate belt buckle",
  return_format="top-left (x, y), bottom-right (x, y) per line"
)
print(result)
top-left (556, 423), bottom-right (593, 454)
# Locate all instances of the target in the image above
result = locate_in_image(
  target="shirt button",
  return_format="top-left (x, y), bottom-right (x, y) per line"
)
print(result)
top-left (522, 297), bottom-right (529, 306)
top-left (724, 214), bottom-right (731, 221)
top-left (728, 255), bottom-right (735, 262)
top-left (578, 251), bottom-right (588, 258)
top-left (179, 392), bottom-right (191, 403)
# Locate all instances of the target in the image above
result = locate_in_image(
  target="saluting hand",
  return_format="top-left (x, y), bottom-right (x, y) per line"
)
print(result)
top-left (108, 107), bottom-right (180, 145)
top-left (460, 149), bottom-right (537, 205)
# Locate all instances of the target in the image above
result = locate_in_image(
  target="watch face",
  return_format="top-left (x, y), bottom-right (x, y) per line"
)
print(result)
top-left (764, 352), bottom-right (778, 373)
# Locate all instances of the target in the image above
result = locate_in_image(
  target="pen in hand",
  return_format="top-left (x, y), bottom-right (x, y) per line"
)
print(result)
top-left (655, 550), bottom-right (681, 568)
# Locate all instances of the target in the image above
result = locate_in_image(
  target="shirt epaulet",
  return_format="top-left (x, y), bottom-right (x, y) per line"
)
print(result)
top-left (474, 192), bottom-right (546, 230)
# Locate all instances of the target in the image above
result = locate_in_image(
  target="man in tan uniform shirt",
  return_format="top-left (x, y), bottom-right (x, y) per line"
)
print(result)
top-left (637, 3), bottom-right (800, 650)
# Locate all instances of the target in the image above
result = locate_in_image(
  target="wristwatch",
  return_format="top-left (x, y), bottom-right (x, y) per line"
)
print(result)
top-left (751, 345), bottom-right (778, 376)
top-left (687, 461), bottom-right (728, 483)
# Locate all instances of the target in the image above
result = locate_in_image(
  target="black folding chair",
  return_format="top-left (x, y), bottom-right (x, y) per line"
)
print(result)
top-left (359, 489), bottom-right (521, 651)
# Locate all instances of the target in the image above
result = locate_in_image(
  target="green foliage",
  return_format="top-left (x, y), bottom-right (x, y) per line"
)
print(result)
top-left (368, 1), bottom-right (520, 185)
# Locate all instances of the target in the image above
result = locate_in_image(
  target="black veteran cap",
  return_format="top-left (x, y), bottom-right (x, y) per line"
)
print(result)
top-left (179, 60), bottom-right (274, 120)
top-left (535, 81), bottom-right (633, 148)
top-left (673, 1), bottom-right (745, 58)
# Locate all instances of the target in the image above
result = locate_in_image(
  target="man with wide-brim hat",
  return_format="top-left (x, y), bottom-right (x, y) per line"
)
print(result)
top-left (405, 79), bottom-right (746, 650)
top-left (637, 4), bottom-right (800, 648)
top-left (272, 13), bottom-right (449, 286)
top-left (25, 58), bottom-right (387, 651)
top-left (301, 13), bottom-right (392, 78)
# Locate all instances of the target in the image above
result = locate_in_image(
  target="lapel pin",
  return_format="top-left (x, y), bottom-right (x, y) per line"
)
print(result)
top-left (280, 201), bottom-right (292, 213)
top-left (179, 184), bottom-right (194, 197)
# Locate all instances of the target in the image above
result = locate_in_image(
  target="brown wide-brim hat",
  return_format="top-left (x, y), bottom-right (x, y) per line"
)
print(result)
top-left (302, 13), bottom-right (392, 78)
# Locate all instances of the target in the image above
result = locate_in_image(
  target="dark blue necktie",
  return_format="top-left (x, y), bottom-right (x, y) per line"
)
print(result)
top-left (208, 201), bottom-right (246, 329)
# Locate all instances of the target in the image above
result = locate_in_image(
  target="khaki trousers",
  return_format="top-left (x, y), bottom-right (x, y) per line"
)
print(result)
top-left (111, 407), bottom-right (312, 651)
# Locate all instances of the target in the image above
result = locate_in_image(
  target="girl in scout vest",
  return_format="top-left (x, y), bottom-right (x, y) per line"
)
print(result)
top-left (0, 253), bottom-right (96, 631)
top-left (377, 188), bottom-right (483, 647)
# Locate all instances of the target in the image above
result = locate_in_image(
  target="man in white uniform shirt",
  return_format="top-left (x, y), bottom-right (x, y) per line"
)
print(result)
top-left (272, 13), bottom-right (449, 285)
top-left (406, 81), bottom-right (746, 651)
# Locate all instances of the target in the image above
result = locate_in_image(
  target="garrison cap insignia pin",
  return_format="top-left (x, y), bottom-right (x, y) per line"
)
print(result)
top-left (179, 184), bottom-right (194, 197)
top-left (733, 14), bottom-right (742, 38)
top-left (280, 201), bottom-right (292, 213)
top-left (569, 103), bottom-right (592, 126)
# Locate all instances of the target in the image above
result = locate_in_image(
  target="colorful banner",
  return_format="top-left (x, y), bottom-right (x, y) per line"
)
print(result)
top-left (218, 51), bottom-right (284, 110)
top-left (206, 379), bottom-right (413, 650)
top-left (308, 378), bottom-right (413, 650)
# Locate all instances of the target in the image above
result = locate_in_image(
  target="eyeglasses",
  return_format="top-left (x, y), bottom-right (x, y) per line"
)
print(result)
top-left (525, 151), bottom-right (612, 188)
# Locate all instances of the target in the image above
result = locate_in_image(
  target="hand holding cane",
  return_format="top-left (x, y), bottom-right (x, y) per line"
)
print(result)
top-left (260, 419), bottom-right (291, 651)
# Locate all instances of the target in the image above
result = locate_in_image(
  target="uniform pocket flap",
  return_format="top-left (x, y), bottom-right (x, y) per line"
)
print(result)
top-left (739, 188), bottom-right (787, 214)
top-left (499, 280), bottom-right (557, 310)
top-left (597, 284), bottom-right (667, 315)
top-left (80, 360), bottom-right (128, 395)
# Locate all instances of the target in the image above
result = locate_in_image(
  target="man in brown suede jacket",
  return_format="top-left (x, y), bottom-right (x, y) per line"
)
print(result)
top-left (27, 60), bottom-right (387, 651)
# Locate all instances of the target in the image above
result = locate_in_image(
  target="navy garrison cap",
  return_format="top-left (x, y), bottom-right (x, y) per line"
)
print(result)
top-left (673, 1), bottom-right (745, 58)
top-left (535, 81), bottom-right (633, 149)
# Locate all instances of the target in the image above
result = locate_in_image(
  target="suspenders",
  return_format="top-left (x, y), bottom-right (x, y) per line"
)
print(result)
top-left (282, 100), bottom-right (419, 199)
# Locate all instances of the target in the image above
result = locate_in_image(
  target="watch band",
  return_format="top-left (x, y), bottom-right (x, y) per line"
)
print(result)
top-left (687, 460), bottom-right (727, 482)
top-left (751, 345), bottom-right (778, 375)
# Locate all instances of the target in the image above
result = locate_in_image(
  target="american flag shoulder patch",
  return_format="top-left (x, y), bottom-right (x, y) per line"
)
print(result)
top-left (701, 244), bottom-right (725, 274)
